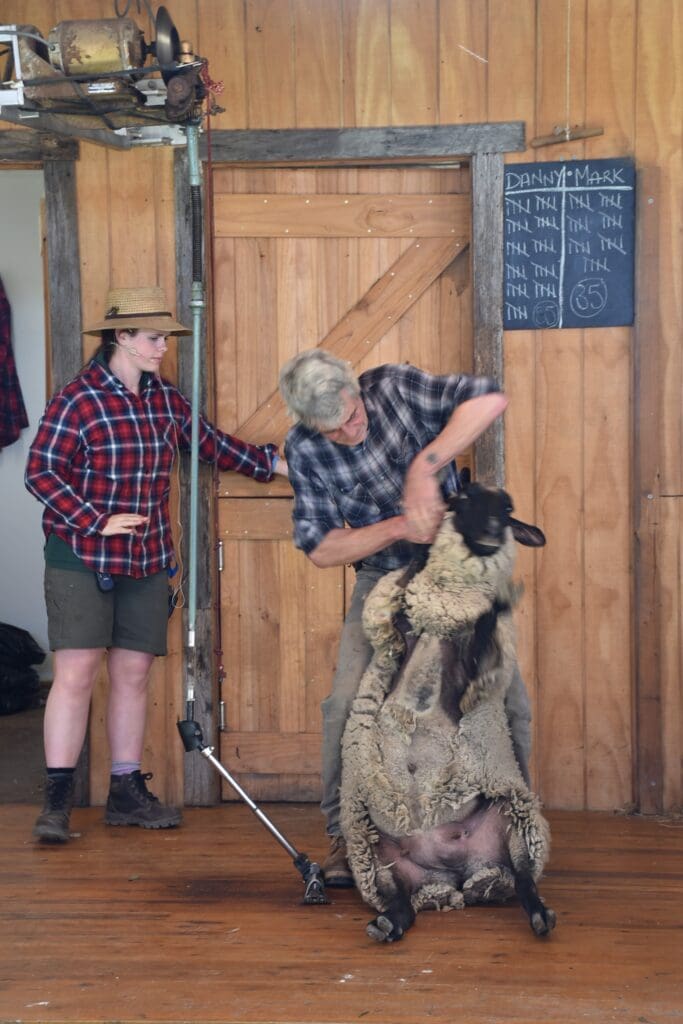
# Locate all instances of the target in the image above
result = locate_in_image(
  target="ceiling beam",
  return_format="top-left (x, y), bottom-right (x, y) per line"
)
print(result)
top-left (200, 123), bottom-right (525, 165)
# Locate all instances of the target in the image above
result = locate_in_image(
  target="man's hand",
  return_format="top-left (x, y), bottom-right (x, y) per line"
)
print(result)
top-left (402, 462), bottom-right (445, 543)
top-left (101, 514), bottom-right (149, 536)
top-left (402, 391), bottom-right (509, 544)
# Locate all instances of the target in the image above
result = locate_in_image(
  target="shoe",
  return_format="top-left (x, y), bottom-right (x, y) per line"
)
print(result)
top-left (322, 835), bottom-right (354, 888)
top-left (104, 771), bottom-right (182, 829)
top-left (33, 773), bottom-right (74, 843)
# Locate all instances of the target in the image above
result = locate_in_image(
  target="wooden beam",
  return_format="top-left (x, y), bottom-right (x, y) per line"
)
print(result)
top-left (214, 192), bottom-right (470, 238)
top-left (201, 123), bottom-right (525, 165)
top-left (0, 128), bottom-right (78, 163)
top-left (41, 156), bottom-right (86, 802)
top-left (471, 152), bottom-right (505, 486)
top-left (633, 168), bottom-right (664, 813)
top-left (43, 160), bottom-right (83, 394)
top-left (0, 109), bottom-right (130, 149)
top-left (174, 147), bottom-right (219, 807)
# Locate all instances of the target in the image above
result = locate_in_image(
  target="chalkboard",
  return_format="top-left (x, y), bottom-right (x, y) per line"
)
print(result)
top-left (503, 157), bottom-right (635, 330)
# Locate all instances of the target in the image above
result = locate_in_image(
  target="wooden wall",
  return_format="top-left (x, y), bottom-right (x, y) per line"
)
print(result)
top-left (5, 0), bottom-right (681, 812)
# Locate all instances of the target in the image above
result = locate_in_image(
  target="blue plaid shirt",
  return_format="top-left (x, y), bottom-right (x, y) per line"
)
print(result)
top-left (284, 364), bottom-right (500, 571)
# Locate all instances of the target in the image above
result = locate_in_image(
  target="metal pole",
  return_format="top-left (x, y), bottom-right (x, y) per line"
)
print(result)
top-left (185, 120), bottom-right (204, 717)
top-left (198, 746), bottom-right (300, 860)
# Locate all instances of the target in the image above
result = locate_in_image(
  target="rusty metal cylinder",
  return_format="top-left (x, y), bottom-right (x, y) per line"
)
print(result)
top-left (47, 18), bottom-right (145, 76)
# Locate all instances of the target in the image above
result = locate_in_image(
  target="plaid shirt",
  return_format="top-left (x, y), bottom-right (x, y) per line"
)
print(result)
top-left (285, 363), bottom-right (500, 571)
top-left (0, 275), bottom-right (29, 450)
top-left (25, 357), bottom-right (278, 577)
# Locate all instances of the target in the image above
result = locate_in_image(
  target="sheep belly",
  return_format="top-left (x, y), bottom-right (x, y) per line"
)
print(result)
top-left (345, 659), bottom-right (533, 911)
top-left (374, 802), bottom-right (514, 898)
top-left (363, 704), bottom-right (519, 909)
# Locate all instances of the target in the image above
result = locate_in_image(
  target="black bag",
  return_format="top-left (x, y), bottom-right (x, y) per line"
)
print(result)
top-left (0, 623), bottom-right (45, 715)
top-left (0, 664), bottom-right (41, 715)
top-left (0, 622), bottom-right (46, 669)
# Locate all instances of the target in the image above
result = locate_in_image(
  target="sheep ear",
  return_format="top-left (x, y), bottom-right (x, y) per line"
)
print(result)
top-left (509, 517), bottom-right (546, 547)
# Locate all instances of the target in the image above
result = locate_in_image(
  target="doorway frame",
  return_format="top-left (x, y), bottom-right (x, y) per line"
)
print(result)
top-left (174, 122), bottom-right (525, 803)
top-left (0, 129), bottom-right (85, 799)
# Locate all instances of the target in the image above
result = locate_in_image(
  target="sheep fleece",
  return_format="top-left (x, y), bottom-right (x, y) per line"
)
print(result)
top-left (340, 514), bottom-right (550, 914)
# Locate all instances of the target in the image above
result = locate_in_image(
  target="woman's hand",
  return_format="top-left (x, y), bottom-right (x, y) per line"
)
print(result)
top-left (100, 514), bottom-right (149, 536)
top-left (274, 456), bottom-right (289, 478)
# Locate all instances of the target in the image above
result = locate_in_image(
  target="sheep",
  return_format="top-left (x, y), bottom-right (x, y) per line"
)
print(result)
top-left (339, 481), bottom-right (556, 943)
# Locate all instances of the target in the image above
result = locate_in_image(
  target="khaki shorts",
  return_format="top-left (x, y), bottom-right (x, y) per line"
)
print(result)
top-left (45, 567), bottom-right (169, 655)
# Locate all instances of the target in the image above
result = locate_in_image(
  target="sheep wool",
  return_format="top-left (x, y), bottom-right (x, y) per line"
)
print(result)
top-left (340, 512), bottom-right (551, 916)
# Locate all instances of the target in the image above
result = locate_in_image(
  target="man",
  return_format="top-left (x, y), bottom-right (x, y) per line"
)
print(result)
top-left (279, 349), bottom-right (531, 887)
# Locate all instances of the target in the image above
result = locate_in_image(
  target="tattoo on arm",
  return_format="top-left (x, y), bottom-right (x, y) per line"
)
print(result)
top-left (425, 452), bottom-right (439, 466)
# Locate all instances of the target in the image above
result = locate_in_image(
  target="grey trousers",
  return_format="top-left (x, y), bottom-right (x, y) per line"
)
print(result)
top-left (320, 566), bottom-right (533, 837)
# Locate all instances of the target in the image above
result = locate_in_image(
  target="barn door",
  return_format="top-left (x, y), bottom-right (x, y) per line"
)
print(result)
top-left (212, 165), bottom-right (472, 800)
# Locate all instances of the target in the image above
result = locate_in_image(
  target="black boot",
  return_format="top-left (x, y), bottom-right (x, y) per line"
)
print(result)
top-left (104, 771), bottom-right (182, 829)
top-left (33, 773), bottom-right (74, 843)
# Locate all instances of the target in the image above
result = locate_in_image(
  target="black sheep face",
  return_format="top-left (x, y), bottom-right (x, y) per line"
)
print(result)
top-left (447, 484), bottom-right (546, 555)
top-left (448, 483), bottom-right (514, 556)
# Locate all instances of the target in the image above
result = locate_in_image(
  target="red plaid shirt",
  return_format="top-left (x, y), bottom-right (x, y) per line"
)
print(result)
top-left (0, 275), bottom-right (29, 450)
top-left (25, 357), bottom-right (278, 577)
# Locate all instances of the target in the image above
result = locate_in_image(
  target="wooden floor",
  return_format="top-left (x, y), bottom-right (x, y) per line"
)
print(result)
top-left (1, 803), bottom-right (681, 1024)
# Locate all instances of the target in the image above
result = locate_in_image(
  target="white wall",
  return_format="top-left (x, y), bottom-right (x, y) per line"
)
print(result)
top-left (0, 170), bottom-right (51, 679)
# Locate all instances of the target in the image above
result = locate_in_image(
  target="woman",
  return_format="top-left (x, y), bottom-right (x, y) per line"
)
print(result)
top-left (26, 286), bottom-right (287, 843)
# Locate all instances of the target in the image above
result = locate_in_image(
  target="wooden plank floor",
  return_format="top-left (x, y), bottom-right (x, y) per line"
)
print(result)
top-left (1, 804), bottom-right (681, 1023)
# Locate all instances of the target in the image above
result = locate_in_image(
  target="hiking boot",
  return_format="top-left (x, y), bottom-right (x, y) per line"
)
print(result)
top-left (33, 773), bottom-right (74, 843)
top-left (104, 771), bottom-right (182, 829)
top-left (322, 835), bottom-right (354, 888)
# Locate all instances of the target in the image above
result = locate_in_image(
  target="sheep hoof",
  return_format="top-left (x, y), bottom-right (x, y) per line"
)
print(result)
top-left (530, 905), bottom-right (556, 937)
top-left (367, 914), bottom-right (402, 943)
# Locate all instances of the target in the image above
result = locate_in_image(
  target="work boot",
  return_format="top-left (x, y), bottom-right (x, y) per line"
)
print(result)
top-left (104, 771), bottom-right (182, 829)
top-left (322, 835), bottom-right (354, 888)
top-left (33, 773), bottom-right (75, 843)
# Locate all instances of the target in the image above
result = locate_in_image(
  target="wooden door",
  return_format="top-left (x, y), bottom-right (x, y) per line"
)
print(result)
top-left (212, 165), bottom-right (471, 800)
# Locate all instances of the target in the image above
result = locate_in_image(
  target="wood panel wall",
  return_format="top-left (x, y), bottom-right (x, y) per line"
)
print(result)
top-left (6, 0), bottom-right (681, 812)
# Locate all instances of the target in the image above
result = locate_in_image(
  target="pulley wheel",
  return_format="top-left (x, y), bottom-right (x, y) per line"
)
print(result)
top-left (155, 5), bottom-right (180, 83)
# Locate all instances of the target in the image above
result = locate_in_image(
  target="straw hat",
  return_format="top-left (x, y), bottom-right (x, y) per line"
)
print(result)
top-left (82, 286), bottom-right (190, 334)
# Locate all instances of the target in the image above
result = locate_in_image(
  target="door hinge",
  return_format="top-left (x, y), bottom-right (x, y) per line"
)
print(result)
top-left (217, 538), bottom-right (224, 572)
top-left (218, 663), bottom-right (226, 731)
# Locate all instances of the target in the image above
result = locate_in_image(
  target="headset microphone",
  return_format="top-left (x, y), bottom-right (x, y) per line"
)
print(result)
top-left (115, 340), bottom-right (139, 356)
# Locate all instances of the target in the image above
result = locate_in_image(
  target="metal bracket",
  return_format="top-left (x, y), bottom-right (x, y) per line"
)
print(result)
top-left (530, 124), bottom-right (604, 149)
top-left (0, 26), bottom-right (25, 106)
top-left (112, 122), bottom-right (188, 146)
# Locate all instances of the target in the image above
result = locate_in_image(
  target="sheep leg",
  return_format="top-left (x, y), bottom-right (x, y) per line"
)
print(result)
top-left (366, 883), bottom-right (415, 943)
top-left (465, 599), bottom-right (512, 679)
top-left (514, 871), bottom-right (556, 937)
